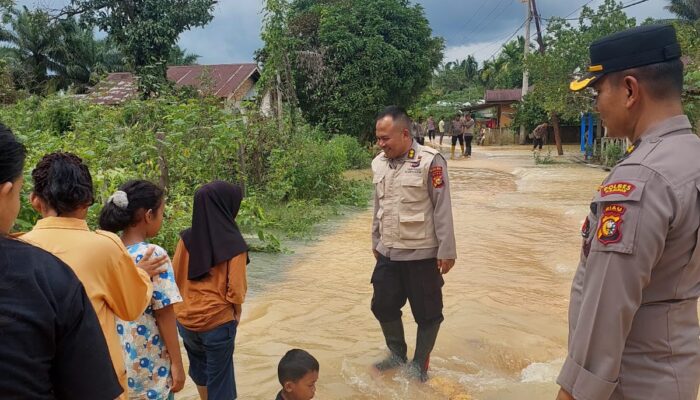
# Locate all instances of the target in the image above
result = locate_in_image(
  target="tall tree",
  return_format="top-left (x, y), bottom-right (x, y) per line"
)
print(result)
top-left (0, 7), bottom-right (65, 94)
top-left (666, 0), bottom-right (700, 21)
top-left (67, 0), bottom-right (216, 96)
top-left (524, 0), bottom-right (636, 155)
top-left (264, 0), bottom-right (444, 140)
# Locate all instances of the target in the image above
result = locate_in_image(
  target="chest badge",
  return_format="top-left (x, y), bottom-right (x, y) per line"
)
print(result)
top-left (408, 149), bottom-right (415, 159)
top-left (597, 204), bottom-right (626, 245)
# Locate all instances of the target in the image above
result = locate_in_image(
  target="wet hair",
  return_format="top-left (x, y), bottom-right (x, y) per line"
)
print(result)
top-left (611, 59), bottom-right (684, 100)
top-left (278, 349), bottom-right (319, 385)
top-left (376, 105), bottom-right (411, 130)
top-left (99, 180), bottom-right (164, 233)
top-left (0, 124), bottom-right (26, 184)
top-left (31, 152), bottom-right (94, 216)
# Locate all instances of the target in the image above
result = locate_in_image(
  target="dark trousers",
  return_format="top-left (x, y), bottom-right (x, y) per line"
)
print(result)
top-left (428, 130), bottom-right (436, 141)
top-left (178, 320), bottom-right (238, 400)
top-left (464, 135), bottom-right (473, 156)
top-left (533, 138), bottom-right (543, 150)
top-left (371, 254), bottom-right (444, 326)
top-left (416, 137), bottom-right (425, 145)
top-left (451, 134), bottom-right (464, 146)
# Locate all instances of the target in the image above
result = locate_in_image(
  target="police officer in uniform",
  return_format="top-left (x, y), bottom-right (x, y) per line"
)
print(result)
top-left (371, 106), bottom-right (457, 381)
top-left (558, 25), bottom-right (700, 400)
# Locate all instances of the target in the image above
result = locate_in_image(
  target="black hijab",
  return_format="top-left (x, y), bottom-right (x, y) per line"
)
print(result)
top-left (181, 181), bottom-right (249, 280)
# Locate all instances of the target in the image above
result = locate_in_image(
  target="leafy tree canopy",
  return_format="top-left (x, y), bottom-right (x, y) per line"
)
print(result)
top-left (67, 0), bottom-right (216, 95)
top-left (261, 0), bottom-right (444, 140)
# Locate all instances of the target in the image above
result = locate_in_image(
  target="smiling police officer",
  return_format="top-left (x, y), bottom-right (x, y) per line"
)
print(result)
top-left (557, 25), bottom-right (700, 400)
top-left (371, 106), bottom-right (457, 382)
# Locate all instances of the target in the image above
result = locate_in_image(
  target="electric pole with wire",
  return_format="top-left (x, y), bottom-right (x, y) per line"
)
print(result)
top-left (519, 0), bottom-right (532, 145)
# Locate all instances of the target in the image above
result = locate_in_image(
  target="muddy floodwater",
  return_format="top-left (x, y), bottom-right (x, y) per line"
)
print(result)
top-left (176, 145), bottom-right (687, 399)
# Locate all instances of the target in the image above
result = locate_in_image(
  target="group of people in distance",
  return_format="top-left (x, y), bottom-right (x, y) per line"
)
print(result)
top-left (411, 113), bottom-right (479, 160)
top-left (0, 125), bottom-right (319, 400)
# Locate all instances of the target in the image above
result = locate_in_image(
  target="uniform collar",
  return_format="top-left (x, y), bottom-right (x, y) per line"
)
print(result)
top-left (639, 115), bottom-right (692, 142)
top-left (618, 115), bottom-right (691, 162)
top-left (385, 139), bottom-right (419, 169)
top-left (32, 217), bottom-right (90, 231)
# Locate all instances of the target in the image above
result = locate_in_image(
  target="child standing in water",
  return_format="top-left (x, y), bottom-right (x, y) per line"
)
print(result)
top-left (99, 180), bottom-right (185, 400)
top-left (172, 181), bottom-right (249, 400)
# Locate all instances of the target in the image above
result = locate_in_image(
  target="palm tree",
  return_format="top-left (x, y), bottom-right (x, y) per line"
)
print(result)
top-left (666, 0), bottom-right (700, 21)
top-left (0, 7), bottom-right (65, 94)
top-left (168, 45), bottom-right (200, 65)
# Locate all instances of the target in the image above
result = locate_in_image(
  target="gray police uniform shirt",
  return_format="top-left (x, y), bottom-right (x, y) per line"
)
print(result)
top-left (558, 115), bottom-right (700, 400)
top-left (372, 140), bottom-right (457, 261)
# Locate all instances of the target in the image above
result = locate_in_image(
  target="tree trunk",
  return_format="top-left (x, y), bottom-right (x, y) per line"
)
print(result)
top-left (551, 111), bottom-right (564, 155)
top-left (155, 131), bottom-right (170, 191)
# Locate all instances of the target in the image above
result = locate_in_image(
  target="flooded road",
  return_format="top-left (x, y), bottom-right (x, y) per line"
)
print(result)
top-left (179, 145), bottom-right (612, 399)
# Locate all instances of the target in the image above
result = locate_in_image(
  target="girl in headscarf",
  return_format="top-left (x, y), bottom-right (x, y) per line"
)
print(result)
top-left (172, 181), bottom-right (249, 400)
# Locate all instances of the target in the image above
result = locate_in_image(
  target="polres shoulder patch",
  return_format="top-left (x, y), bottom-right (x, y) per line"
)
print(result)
top-left (600, 182), bottom-right (636, 197)
top-left (430, 166), bottom-right (444, 188)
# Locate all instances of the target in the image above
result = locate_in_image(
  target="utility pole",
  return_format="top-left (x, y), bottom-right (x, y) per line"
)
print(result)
top-left (519, 0), bottom-right (532, 145)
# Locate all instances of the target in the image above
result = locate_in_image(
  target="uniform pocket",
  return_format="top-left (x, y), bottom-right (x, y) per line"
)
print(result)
top-left (400, 174), bottom-right (426, 203)
top-left (399, 212), bottom-right (426, 239)
top-left (373, 174), bottom-right (385, 199)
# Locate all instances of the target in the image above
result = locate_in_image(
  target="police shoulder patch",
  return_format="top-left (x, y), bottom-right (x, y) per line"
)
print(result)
top-left (600, 182), bottom-right (636, 197)
top-left (597, 204), bottom-right (625, 245)
top-left (430, 166), bottom-right (444, 188)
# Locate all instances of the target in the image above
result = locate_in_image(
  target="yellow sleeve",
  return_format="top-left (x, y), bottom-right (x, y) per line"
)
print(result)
top-left (96, 231), bottom-right (153, 321)
top-left (226, 253), bottom-right (248, 305)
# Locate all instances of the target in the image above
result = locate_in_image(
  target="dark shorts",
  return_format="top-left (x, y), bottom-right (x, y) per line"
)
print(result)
top-left (178, 320), bottom-right (238, 400)
top-left (370, 254), bottom-right (444, 326)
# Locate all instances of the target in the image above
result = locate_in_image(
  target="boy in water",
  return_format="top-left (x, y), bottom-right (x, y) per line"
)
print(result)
top-left (275, 349), bottom-right (319, 400)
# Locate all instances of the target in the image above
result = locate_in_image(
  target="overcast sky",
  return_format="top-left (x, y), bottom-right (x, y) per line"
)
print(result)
top-left (19, 0), bottom-right (674, 65)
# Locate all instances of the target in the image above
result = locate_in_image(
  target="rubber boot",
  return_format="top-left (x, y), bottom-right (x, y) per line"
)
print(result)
top-left (374, 320), bottom-right (408, 371)
top-left (450, 145), bottom-right (455, 160)
top-left (409, 322), bottom-right (441, 382)
top-left (459, 143), bottom-right (465, 157)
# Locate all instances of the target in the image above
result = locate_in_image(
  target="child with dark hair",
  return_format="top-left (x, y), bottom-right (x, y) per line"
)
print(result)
top-left (99, 180), bottom-right (185, 400)
top-left (0, 126), bottom-right (123, 399)
top-left (276, 349), bottom-right (319, 400)
top-left (21, 152), bottom-right (167, 398)
top-left (172, 181), bottom-right (249, 400)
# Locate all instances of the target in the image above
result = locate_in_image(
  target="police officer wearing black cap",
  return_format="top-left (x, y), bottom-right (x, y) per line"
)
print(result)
top-left (557, 25), bottom-right (700, 400)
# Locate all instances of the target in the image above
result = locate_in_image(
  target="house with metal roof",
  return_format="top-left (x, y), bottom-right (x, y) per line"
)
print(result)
top-left (83, 63), bottom-right (262, 108)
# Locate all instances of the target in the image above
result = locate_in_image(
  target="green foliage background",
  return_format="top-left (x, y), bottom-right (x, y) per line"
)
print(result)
top-left (1, 95), bottom-right (372, 253)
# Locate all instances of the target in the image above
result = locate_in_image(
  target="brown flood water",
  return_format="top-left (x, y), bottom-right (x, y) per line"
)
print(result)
top-left (174, 145), bottom-right (663, 399)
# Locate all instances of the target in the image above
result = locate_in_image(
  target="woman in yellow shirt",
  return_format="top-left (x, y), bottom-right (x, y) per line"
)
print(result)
top-left (21, 152), bottom-right (166, 397)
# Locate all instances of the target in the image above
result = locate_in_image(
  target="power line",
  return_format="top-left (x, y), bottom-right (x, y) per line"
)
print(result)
top-left (563, 0), bottom-right (599, 19)
top-left (484, 18), bottom-right (529, 61)
top-left (468, 17), bottom-right (529, 60)
top-left (543, 0), bottom-right (651, 21)
top-left (461, 0), bottom-right (516, 44)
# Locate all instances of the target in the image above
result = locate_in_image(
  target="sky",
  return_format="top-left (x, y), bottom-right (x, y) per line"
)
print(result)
top-left (18, 0), bottom-right (675, 65)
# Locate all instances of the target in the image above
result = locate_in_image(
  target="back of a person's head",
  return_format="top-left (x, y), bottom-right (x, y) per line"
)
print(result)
top-left (278, 349), bottom-right (320, 385)
top-left (31, 152), bottom-right (94, 216)
top-left (0, 124), bottom-right (26, 185)
top-left (99, 180), bottom-right (164, 233)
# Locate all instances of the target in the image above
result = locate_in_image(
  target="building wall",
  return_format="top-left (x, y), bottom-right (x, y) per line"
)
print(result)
top-left (231, 78), bottom-right (257, 102)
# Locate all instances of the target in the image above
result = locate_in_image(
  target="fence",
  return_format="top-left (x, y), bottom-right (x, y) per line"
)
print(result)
top-left (480, 127), bottom-right (518, 146)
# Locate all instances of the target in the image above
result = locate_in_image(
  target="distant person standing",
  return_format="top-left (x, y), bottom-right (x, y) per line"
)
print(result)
top-left (463, 114), bottom-right (475, 158)
top-left (427, 116), bottom-right (436, 143)
top-left (449, 115), bottom-right (464, 159)
top-left (438, 116), bottom-right (446, 145)
top-left (532, 122), bottom-right (548, 151)
top-left (412, 118), bottom-right (426, 145)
